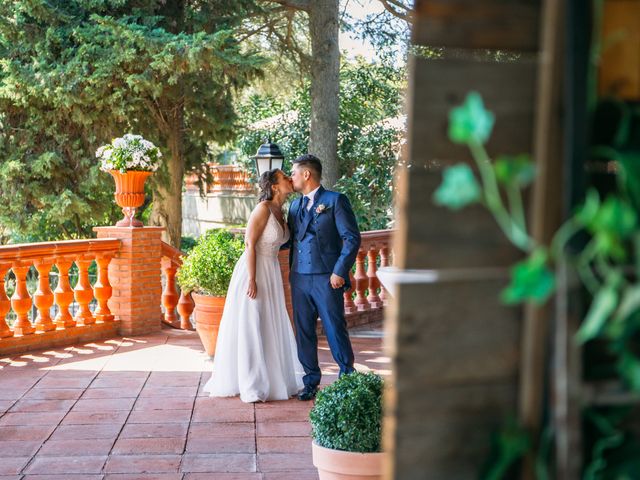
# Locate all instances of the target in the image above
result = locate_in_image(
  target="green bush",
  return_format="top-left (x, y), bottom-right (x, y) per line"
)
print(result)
top-left (176, 229), bottom-right (244, 297)
top-left (309, 371), bottom-right (384, 453)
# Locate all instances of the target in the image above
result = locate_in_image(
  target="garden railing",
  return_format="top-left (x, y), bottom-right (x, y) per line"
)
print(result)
top-left (0, 228), bottom-right (392, 355)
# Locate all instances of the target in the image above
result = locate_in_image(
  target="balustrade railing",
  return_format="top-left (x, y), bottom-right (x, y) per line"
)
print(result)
top-left (344, 230), bottom-right (393, 317)
top-left (161, 229), bottom-right (394, 333)
top-left (0, 239), bottom-right (121, 340)
top-left (161, 242), bottom-right (194, 330)
top-left (209, 165), bottom-right (254, 194)
top-left (0, 229), bottom-right (392, 352)
top-left (184, 164), bottom-right (255, 195)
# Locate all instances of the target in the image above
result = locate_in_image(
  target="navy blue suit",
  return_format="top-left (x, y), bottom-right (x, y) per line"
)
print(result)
top-left (284, 186), bottom-right (361, 387)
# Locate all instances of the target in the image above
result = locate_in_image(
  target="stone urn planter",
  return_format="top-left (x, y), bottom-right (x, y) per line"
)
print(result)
top-left (109, 170), bottom-right (152, 227)
top-left (312, 442), bottom-right (384, 480)
top-left (310, 372), bottom-right (385, 480)
top-left (191, 292), bottom-right (225, 356)
top-left (97, 134), bottom-right (161, 228)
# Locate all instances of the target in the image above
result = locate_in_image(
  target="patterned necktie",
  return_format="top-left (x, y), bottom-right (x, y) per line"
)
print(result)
top-left (300, 196), bottom-right (309, 219)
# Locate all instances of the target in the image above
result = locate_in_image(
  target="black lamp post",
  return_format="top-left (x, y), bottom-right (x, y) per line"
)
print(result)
top-left (253, 139), bottom-right (284, 177)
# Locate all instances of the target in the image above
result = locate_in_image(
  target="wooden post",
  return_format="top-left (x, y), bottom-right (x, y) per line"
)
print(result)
top-left (520, 0), bottom-right (566, 478)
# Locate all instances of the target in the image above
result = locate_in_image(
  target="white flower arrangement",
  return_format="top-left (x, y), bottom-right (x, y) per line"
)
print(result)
top-left (97, 134), bottom-right (162, 173)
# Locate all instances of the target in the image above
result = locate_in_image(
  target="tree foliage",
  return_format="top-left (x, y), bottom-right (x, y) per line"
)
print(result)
top-left (0, 0), bottom-right (263, 244)
top-left (233, 58), bottom-right (405, 230)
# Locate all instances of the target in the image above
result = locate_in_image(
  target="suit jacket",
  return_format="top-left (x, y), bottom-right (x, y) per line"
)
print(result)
top-left (284, 186), bottom-right (361, 288)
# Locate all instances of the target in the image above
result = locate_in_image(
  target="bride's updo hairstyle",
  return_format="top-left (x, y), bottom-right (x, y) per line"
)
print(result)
top-left (258, 168), bottom-right (280, 202)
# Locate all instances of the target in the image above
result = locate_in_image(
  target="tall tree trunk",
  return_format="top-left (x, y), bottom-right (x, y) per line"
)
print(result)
top-left (308, 0), bottom-right (340, 188)
top-left (150, 108), bottom-right (184, 248)
top-left (149, 0), bottom-right (185, 248)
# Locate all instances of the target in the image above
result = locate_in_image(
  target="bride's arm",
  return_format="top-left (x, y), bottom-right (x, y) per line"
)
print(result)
top-left (244, 203), bottom-right (270, 299)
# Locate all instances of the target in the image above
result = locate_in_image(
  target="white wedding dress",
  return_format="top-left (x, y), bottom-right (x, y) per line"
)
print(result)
top-left (203, 211), bottom-right (304, 402)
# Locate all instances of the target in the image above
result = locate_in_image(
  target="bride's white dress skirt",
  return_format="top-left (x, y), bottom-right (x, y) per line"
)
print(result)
top-left (203, 213), bottom-right (304, 403)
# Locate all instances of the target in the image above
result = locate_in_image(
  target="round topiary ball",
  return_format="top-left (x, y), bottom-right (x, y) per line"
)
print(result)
top-left (309, 371), bottom-right (383, 453)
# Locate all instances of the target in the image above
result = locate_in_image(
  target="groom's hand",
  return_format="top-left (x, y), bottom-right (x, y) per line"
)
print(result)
top-left (330, 274), bottom-right (345, 289)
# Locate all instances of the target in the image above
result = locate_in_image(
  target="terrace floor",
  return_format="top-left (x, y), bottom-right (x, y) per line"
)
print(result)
top-left (0, 323), bottom-right (387, 479)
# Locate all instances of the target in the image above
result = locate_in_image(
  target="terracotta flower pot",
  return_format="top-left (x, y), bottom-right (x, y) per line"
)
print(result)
top-left (312, 442), bottom-right (384, 480)
top-left (192, 292), bottom-right (226, 356)
top-left (109, 170), bottom-right (153, 227)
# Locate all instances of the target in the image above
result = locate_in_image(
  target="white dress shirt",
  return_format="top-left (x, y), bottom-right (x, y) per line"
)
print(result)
top-left (304, 186), bottom-right (320, 211)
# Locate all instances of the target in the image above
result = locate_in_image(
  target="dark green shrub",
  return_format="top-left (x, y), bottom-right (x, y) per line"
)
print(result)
top-left (309, 371), bottom-right (383, 453)
top-left (176, 229), bottom-right (244, 297)
top-left (180, 236), bottom-right (197, 254)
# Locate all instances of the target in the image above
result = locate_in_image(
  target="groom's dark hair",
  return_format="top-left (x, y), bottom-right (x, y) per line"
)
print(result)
top-left (293, 154), bottom-right (322, 181)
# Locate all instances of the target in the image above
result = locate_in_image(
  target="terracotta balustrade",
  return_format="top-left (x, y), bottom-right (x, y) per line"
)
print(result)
top-left (354, 250), bottom-right (370, 311)
top-left (345, 229), bottom-right (394, 317)
top-left (0, 239), bottom-right (121, 340)
top-left (163, 229), bottom-right (393, 333)
top-left (0, 228), bottom-right (392, 355)
top-left (54, 257), bottom-right (76, 329)
top-left (184, 164), bottom-right (255, 195)
top-left (33, 259), bottom-right (55, 332)
top-left (74, 256), bottom-right (95, 326)
top-left (209, 164), bottom-right (255, 194)
top-left (0, 262), bottom-right (12, 338)
top-left (93, 253), bottom-right (115, 323)
top-left (161, 242), bottom-right (194, 330)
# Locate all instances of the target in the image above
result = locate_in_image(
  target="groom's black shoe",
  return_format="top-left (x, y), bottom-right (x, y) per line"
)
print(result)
top-left (297, 385), bottom-right (318, 401)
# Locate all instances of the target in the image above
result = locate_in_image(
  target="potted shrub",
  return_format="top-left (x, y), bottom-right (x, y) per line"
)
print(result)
top-left (176, 229), bottom-right (244, 356)
top-left (96, 134), bottom-right (162, 227)
top-left (310, 371), bottom-right (385, 479)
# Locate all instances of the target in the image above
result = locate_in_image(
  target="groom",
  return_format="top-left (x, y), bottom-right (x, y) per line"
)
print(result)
top-left (286, 154), bottom-right (361, 401)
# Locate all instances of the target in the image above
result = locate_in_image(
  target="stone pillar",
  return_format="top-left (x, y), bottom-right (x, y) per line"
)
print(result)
top-left (94, 226), bottom-right (164, 336)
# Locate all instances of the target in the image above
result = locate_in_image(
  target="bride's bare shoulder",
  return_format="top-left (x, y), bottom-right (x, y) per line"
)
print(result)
top-left (251, 201), bottom-right (271, 218)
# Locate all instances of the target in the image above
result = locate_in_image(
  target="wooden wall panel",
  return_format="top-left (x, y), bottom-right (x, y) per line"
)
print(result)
top-left (395, 56), bottom-right (537, 269)
top-left (414, 0), bottom-right (541, 51)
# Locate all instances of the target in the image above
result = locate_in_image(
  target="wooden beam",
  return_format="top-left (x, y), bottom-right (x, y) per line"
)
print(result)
top-left (413, 0), bottom-right (541, 51)
top-left (519, 0), bottom-right (565, 478)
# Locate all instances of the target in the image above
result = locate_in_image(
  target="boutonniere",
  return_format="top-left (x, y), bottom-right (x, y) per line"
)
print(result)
top-left (315, 204), bottom-right (329, 214)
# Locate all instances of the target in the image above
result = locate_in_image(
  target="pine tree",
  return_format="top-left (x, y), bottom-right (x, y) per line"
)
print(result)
top-left (0, 0), bottom-right (263, 245)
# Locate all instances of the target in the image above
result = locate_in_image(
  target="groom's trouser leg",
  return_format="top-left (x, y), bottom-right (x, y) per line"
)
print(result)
top-left (313, 274), bottom-right (355, 376)
top-left (290, 272), bottom-right (321, 388)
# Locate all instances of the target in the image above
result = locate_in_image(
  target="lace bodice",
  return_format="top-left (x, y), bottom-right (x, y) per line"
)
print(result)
top-left (256, 211), bottom-right (289, 257)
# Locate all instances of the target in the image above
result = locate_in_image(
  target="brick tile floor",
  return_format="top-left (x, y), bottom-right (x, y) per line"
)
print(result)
top-left (0, 325), bottom-right (387, 479)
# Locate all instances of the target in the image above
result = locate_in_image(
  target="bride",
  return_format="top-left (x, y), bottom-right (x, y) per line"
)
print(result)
top-left (203, 168), bottom-right (304, 402)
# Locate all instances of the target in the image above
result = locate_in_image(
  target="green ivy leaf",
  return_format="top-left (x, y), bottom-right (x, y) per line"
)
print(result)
top-left (448, 92), bottom-right (495, 145)
top-left (618, 352), bottom-right (640, 391)
top-left (616, 151), bottom-right (640, 213)
top-left (482, 418), bottom-right (531, 480)
top-left (501, 249), bottom-right (556, 305)
top-left (588, 196), bottom-right (637, 238)
top-left (575, 189), bottom-right (601, 226)
top-left (613, 285), bottom-right (640, 324)
top-left (576, 281), bottom-right (620, 344)
top-left (494, 154), bottom-right (536, 187)
top-left (433, 164), bottom-right (481, 210)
